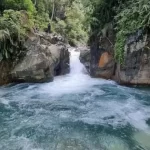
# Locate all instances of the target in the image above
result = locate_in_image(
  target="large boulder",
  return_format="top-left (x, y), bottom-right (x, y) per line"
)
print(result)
top-left (80, 30), bottom-right (115, 79)
top-left (11, 33), bottom-right (70, 83)
top-left (79, 48), bottom-right (90, 73)
top-left (0, 61), bottom-right (12, 85)
top-left (115, 29), bottom-right (150, 85)
top-left (0, 33), bottom-right (70, 85)
top-left (81, 28), bottom-right (150, 86)
top-left (96, 52), bottom-right (115, 79)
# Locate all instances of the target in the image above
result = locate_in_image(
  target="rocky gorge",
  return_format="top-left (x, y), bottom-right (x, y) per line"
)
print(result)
top-left (80, 29), bottom-right (150, 86)
top-left (1, 28), bottom-right (150, 86)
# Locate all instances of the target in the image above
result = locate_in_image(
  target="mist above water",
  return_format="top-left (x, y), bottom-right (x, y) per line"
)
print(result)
top-left (0, 49), bottom-right (150, 150)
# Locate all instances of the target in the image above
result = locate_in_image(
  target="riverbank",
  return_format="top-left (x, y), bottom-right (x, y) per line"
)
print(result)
top-left (80, 29), bottom-right (150, 86)
top-left (0, 32), bottom-right (70, 85)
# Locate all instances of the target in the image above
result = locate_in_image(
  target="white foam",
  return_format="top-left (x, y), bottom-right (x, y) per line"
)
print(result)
top-left (0, 136), bottom-right (43, 150)
top-left (101, 135), bottom-right (129, 150)
top-left (39, 49), bottom-right (114, 96)
top-left (0, 97), bottom-right (9, 105)
top-left (76, 95), bottom-right (150, 131)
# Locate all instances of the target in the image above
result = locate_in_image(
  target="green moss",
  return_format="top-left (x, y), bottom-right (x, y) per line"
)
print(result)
top-left (115, 0), bottom-right (150, 64)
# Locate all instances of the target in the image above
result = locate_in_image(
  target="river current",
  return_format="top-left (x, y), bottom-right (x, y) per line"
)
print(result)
top-left (0, 49), bottom-right (150, 150)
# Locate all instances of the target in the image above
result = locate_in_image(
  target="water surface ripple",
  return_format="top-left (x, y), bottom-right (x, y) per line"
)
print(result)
top-left (0, 50), bottom-right (150, 150)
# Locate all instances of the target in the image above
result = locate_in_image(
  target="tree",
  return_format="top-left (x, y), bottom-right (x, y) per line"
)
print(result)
top-left (4, 0), bottom-right (35, 13)
top-left (0, 0), bottom-right (5, 13)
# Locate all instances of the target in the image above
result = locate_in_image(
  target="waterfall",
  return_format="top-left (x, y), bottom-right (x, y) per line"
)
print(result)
top-left (69, 48), bottom-right (85, 75)
top-left (39, 48), bottom-right (108, 96)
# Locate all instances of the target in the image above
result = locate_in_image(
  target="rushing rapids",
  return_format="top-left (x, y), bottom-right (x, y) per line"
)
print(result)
top-left (0, 49), bottom-right (150, 150)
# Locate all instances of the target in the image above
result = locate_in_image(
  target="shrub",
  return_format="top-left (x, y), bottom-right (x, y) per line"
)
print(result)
top-left (0, 10), bottom-right (33, 60)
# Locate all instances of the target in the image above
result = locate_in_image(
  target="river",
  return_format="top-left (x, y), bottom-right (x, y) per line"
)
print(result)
top-left (0, 49), bottom-right (150, 150)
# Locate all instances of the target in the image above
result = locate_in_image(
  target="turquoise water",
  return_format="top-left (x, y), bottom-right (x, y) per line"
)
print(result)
top-left (0, 50), bottom-right (150, 150)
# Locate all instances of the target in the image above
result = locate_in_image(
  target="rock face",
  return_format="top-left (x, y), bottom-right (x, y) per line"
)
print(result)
top-left (80, 31), bottom-right (115, 79)
top-left (79, 48), bottom-right (90, 73)
top-left (0, 33), bottom-right (70, 85)
top-left (116, 29), bottom-right (150, 85)
top-left (0, 61), bottom-right (12, 85)
top-left (97, 52), bottom-right (115, 79)
top-left (80, 29), bottom-right (150, 85)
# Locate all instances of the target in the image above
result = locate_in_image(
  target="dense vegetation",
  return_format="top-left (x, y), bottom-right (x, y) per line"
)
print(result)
top-left (90, 0), bottom-right (150, 63)
top-left (0, 0), bottom-right (150, 63)
top-left (115, 0), bottom-right (150, 63)
top-left (0, 0), bottom-right (91, 60)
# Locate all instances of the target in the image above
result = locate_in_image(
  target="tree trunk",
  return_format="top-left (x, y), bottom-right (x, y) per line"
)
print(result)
top-left (34, 0), bottom-right (36, 6)
top-left (51, 0), bottom-right (55, 21)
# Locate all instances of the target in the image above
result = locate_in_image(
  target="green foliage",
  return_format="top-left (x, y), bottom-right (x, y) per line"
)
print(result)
top-left (0, 10), bottom-right (32, 59)
top-left (55, 0), bottom-right (89, 46)
top-left (34, 13), bottom-right (50, 30)
top-left (115, 0), bottom-right (150, 63)
top-left (4, 0), bottom-right (35, 13)
top-left (33, 0), bottom-right (90, 45)
top-left (1, 0), bottom-right (150, 63)
top-left (90, 0), bottom-right (122, 32)
top-left (0, 0), bottom-right (92, 60)
top-left (90, 0), bottom-right (150, 64)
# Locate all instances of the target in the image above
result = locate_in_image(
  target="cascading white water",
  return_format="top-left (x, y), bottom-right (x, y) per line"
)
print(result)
top-left (0, 48), bottom-right (150, 150)
top-left (39, 48), bottom-right (111, 96)
top-left (69, 48), bottom-right (86, 74)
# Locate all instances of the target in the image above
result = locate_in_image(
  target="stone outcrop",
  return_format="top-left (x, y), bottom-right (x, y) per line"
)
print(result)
top-left (79, 48), bottom-right (90, 73)
top-left (0, 61), bottom-right (12, 85)
top-left (80, 30), bottom-right (115, 80)
top-left (80, 29), bottom-right (150, 86)
top-left (0, 33), bottom-right (70, 85)
top-left (97, 52), bottom-right (115, 79)
top-left (116, 29), bottom-right (150, 85)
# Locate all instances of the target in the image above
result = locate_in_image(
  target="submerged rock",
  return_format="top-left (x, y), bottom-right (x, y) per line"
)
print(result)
top-left (0, 33), bottom-right (70, 85)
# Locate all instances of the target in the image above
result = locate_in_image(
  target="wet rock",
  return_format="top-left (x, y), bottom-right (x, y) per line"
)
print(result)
top-left (11, 33), bottom-right (70, 83)
top-left (0, 33), bottom-right (70, 85)
top-left (79, 48), bottom-right (90, 73)
top-left (116, 29), bottom-right (150, 85)
top-left (96, 52), bottom-right (115, 79)
top-left (81, 28), bottom-right (150, 86)
top-left (0, 61), bottom-right (12, 85)
top-left (11, 45), bottom-right (56, 82)
top-left (80, 31), bottom-right (115, 79)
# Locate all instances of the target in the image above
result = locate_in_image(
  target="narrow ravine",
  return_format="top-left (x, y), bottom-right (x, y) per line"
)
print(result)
top-left (0, 49), bottom-right (150, 150)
